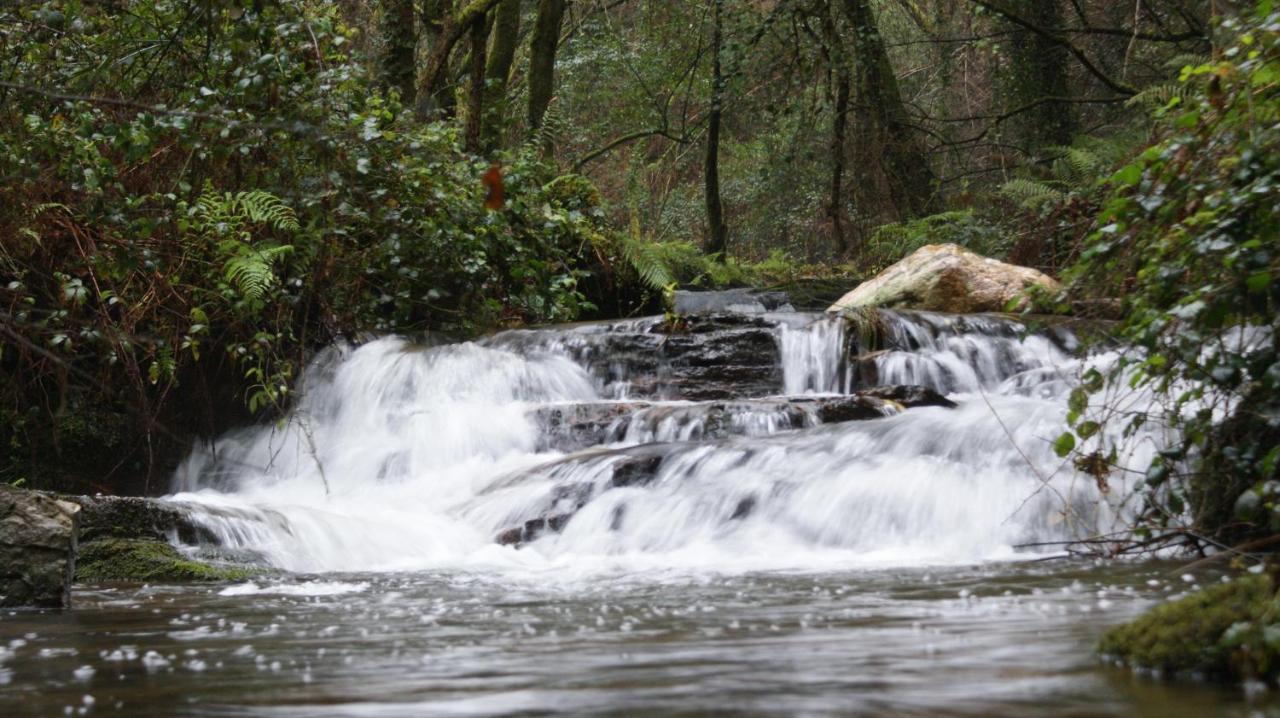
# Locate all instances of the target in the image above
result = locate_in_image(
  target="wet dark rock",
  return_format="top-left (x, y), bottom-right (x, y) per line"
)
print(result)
top-left (655, 315), bottom-right (782, 400)
top-left (764, 277), bottom-right (860, 311)
top-left (62, 494), bottom-right (218, 545)
top-left (495, 513), bottom-right (578, 546)
top-left (532, 402), bottom-right (646, 452)
top-left (730, 496), bottom-right (756, 520)
top-left (533, 388), bottom-right (954, 453)
top-left (810, 395), bottom-right (896, 423)
top-left (0, 485), bottom-right (79, 608)
top-left (859, 385), bottom-right (958, 410)
top-left (610, 455), bottom-right (665, 489)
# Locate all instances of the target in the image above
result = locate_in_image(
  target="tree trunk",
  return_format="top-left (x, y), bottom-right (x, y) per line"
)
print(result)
top-left (841, 0), bottom-right (938, 219)
top-left (416, 0), bottom-right (504, 120)
top-left (1005, 0), bottom-right (1075, 151)
top-left (703, 0), bottom-right (728, 258)
top-left (378, 0), bottom-right (417, 107)
top-left (483, 0), bottom-right (521, 150)
top-left (464, 16), bottom-right (491, 153)
top-left (527, 0), bottom-right (568, 137)
top-left (822, 4), bottom-right (851, 255)
top-left (828, 69), bottom-right (851, 255)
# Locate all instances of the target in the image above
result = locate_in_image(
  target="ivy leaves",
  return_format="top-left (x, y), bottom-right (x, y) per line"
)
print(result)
top-left (1059, 5), bottom-right (1280, 538)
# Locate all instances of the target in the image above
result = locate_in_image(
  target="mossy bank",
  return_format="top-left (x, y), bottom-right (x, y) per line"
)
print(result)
top-left (1100, 572), bottom-right (1280, 683)
top-left (75, 539), bottom-right (261, 583)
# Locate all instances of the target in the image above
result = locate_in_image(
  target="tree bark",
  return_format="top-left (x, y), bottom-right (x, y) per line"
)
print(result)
top-left (822, 4), bottom-right (851, 255)
top-left (703, 0), bottom-right (728, 258)
top-left (828, 68), bottom-right (851, 255)
top-left (527, 0), bottom-right (568, 136)
top-left (841, 0), bottom-right (939, 219)
top-left (416, 0), bottom-right (505, 120)
top-left (1005, 0), bottom-right (1075, 150)
top-left (464, 16), bottom-right (491, 153)
top-left (378, 0), bottom-right (418, 107)
top-left (483, 0), bottom-right (521, 150)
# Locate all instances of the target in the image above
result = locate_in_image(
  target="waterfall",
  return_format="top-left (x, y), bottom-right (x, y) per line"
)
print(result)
top-left (167, 309), bottom-right (1159, 574)
top-left (778, 314), bottom-right (848, 394)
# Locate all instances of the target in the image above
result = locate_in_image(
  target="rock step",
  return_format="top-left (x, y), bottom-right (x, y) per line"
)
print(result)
top-left (498, 386), bottom-right (956, 547)
top-left (531, 385), bottom-right (956, 453)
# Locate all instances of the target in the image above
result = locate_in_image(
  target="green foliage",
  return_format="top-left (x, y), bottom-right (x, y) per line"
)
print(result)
top-left (999, 178), bottom-right (1067, 210)
top-left (1059, 6), bottom-right (1280, 541)
top-left (864, 210), bottom-right (1008, 271)
top-left (1099, 573), bottom-right (1280, 681)
top-left (0, 0), bottom-right (603, 491)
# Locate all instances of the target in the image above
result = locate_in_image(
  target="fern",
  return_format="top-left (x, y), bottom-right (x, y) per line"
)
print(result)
top-left (222, 244), bottom-right (294, 302)
top-left (999, 178), bottom-right (1066, 208)
top-left (193, 188), bottom-right (299, 304)
top-left (1163, 53), bottom-right (1212, 72)
top-left (231, 191), bottom-right (300, 231)
top-left (1125, 83), bottom-right (1191, 110)
top-left (622, 237), bottom-right (676, 291)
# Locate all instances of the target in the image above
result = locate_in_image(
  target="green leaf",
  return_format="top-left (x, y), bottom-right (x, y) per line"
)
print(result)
top-left (1077, 421), bottom-right (1101, 439)
top-left (1246, 271), bottom-right (1271, 293)
top-left (1054, 432), bottom-right (1076, 458)
top-left (1111, 163), bottom-right (1143, 188)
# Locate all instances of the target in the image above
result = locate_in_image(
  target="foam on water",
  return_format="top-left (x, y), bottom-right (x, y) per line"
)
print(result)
top-left (167, 311), bottom-right (1164, 576)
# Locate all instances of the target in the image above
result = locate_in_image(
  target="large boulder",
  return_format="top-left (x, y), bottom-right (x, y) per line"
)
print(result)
top-left (0, 485), bottom-right (80, 608)
top-left (827, 243), bottom-right (1062, 314)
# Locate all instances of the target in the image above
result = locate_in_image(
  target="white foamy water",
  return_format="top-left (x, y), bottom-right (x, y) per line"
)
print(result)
top-left (166, 311), bottom-right (1164, 575)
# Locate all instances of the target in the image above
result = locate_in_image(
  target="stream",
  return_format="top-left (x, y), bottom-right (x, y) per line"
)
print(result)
top-left (0, 305), bottom-right (1268, 715)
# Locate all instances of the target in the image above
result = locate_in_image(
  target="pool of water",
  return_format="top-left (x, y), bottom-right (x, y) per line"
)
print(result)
top-left (0, 561), bottom-right (1264, 717)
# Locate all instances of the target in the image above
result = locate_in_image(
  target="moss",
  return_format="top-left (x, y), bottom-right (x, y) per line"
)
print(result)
top-left (75, 539), bottom-right (260, 583)
top-left (543, 173), bottom-right (602, 212)
top-left (1099, 574), bottom-right (1280, 681)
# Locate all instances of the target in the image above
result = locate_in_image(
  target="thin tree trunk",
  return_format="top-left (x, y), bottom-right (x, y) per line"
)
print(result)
top-left (1006, 0), bottom-right (1075, 150)
top-left (828, 68), bottom-right (851, 255)
top-left (704, 0), bottom-right (728, 258)
top-left (527, 0), bottom-right (568, 136)
top-left (378, 0), bottom-right (417, 107)
top-left (483, 0), bottom-right (521, 150)
top-left (822, 3), bottom-right (851, 255)
top-left (416, 0), bottom-right (504, 120)
top-left (464, 16), bottom-right (491, 152)
top-left (841, 0), bottom-right (938, 218)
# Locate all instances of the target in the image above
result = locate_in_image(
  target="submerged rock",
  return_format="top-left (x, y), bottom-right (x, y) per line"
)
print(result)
top-left (0, 485), bottom-right (80, 608)
top-left (828, 244), bottom-right (1062, 314)
top-left (1099, 573), bottom-right (1280, 682)
top-left (75, 538), bottom-right (259, 582)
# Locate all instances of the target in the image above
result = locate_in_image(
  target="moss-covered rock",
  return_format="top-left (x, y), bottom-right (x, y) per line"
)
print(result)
top-left (75, 539), bottom-right (259, 583)
top-left (1099, 573), bottom-right (1280, 681)
top-left (59, 494), bottom-right (215, 544)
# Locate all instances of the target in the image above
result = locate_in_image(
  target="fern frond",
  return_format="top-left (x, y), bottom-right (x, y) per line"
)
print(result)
top-left (223, 245), bottom-right (293, 303)
top-left (232, 190), bottom-right (300, 231)
top-left (1163, 53), bottom-right (1212, 72)
top-left (1125, 83), bottom-right (1191, 110)
top-left (999, 178), bottom-right (1066, 208)
top-left (622, 237), bottom-right (676, 291)
top-left (224, 255), bottom-right (275, 302)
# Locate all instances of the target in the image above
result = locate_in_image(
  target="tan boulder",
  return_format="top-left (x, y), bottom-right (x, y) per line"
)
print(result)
top-left (1, 485), bottom-right (80, 608)
top-left (827, 243), bottom-right (1062, 314)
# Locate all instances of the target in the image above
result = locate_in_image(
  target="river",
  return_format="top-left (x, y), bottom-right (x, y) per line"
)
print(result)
top-left (0, 306), bottom-right (1263, 715)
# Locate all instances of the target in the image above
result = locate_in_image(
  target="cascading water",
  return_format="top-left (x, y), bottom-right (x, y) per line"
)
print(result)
top-left (166, 309), bottom-right (1154, 574)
